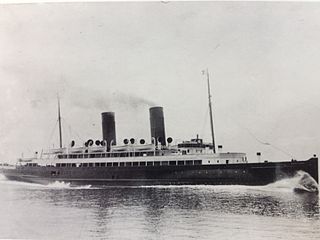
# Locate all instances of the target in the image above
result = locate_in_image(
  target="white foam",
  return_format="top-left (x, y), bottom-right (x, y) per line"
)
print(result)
top-left (138, 171), bottom-right (319, 194)
top-left (0, 175), bottom-right (93, 190)
top-left (0, 173), bottom-right (7, 181)
top-left (46, 181), bottom-right (92, 189)
top-left (1, 171), bottom-right (318, 192)
top-left (263, 171), bottom-right (319, 193)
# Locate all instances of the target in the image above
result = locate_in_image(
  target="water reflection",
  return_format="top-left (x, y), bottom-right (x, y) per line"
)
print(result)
top-left (38, 186), bottom-right (319, 239)
top-left (38, 185), bottom-right (319, 220)
top-left (1, 177), bottom-right (320, 240)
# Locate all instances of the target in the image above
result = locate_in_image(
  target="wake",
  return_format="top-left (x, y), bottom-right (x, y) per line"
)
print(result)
top-left (265, 171), bottom-right (318, 193)
top-left (0, 174), bottom-right (92, 189)
top-left (1, 171), bottom-right (318, 192)
top-left (0, 173), bottom-right (6, 181)
top-left (138, 171), bottom-right (319, 194)
top-left (46, 181), bottom-right (92, 189)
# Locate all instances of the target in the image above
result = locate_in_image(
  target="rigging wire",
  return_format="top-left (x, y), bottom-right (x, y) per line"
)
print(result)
top-left (200, 107), bottom-right (209, 139)
top-left (61, 117), bottom-right (85, 145)
top-left (46, 119), bottom-right (59, 150)
top-left (241, 125), bottom-right (296, 159)
top-left (215, 109), bottom-right (296, 159)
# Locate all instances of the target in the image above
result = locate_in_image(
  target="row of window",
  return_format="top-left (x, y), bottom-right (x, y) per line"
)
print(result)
top-left (57, 151), bottom-right (158, 159)
top-left (178, 143), bottom-right (212, 148)
top-left (25, 163), bottom-right (38, 167)
top-left (55, 160), bottom-right (203, 168)
top-left (24, 159), bottom-right (243, 168)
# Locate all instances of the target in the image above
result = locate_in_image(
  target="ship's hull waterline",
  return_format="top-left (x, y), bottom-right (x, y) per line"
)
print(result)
top-left (2, 157), bottom-right (318, 187)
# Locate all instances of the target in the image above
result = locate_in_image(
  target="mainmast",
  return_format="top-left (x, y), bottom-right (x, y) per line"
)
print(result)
top-left (205, 69), bottom-right (216, 154)
top-left (57, 96), bottom-right (63, 148)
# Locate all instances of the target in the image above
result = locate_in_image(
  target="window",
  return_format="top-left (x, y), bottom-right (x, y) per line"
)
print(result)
top-left (61, 163), bottom-right (66, 167)
top-left (154, 161), bottom-right (160, 166)
top-left (147, 162), bottom-right (153, 166)
top-left (113, 162), bottom-right (119, 167)
top-left (139, 162), bottom-right (146, 166)
top-left (95, 163), bottom-right (101, 167)
top-left (186, 160), bottom-right (193, 165)
top-left (178, 161), bottom-right (185, 166)
top-left (83, 163), bottom-right (88, 167)
top-left (72, 163), bottom-right (76, 167)
top-left (56, 163), bottom-right (61, 167)
top-left (101, 163), bottom-right (106, 167)
top-left (133, 162), bottom-right (139, 166)
top-left (88, 163), bottom-right (93, 167)
top-left (194, 160), bottom-right (202, 165)
top-left (126, 162), bottom-right (132, 166)
top-left (161, 161), bottom-right (168, 166)
top-left (120, 162), bottom-right (125, 167)
top-left (169, 161), bottom-right (176, 166)
top-left (107, 162), bottom-right (112, 167)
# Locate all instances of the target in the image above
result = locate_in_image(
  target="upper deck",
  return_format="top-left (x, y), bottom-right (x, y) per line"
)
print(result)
top-left (17, 138), bottom-right (247, 167)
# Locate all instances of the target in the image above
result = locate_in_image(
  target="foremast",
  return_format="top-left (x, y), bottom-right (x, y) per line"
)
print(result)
top-left (205, 69), bottom-right (216, 154)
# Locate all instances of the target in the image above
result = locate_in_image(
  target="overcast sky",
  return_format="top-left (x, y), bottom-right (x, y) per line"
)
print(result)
top-left (1, 2), bottom-right (320, 163)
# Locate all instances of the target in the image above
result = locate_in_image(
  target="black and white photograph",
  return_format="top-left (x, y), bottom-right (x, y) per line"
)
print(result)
top-left (0, 1), bottom-right (319, 239)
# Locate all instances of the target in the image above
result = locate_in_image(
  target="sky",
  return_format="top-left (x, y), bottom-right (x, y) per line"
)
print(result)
top-left (0, 1), bottom-right (320, 163)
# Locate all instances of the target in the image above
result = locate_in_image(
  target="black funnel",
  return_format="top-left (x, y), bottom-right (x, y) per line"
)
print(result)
top-left (149, 107), bottom-right (166, 146)
top-left (101, 112), bottom-right (116, 151)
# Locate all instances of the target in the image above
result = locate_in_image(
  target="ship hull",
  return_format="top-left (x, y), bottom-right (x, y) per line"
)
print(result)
top-left (1, 158), bottom-right (318, 186)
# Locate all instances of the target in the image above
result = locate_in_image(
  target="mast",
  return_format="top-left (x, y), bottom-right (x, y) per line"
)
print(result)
top-left (57, 95), bottom-right (63, 148)
top-left (206, 69), bottom-right (216, 154)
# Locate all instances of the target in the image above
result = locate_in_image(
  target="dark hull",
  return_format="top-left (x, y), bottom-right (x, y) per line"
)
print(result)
top-left (1, 157), bottom-right (318, 186)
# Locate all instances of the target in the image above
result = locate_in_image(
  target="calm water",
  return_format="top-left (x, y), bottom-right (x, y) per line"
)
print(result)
top-left (0, 174), bottom-right (319, 240)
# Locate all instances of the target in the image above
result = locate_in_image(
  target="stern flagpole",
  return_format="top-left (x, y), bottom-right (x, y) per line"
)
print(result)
top-left (57, 95), bottom-right (63, 148)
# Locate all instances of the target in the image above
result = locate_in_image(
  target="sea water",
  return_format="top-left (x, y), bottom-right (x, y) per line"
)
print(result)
top-left (0, 173), bottom-right (319, 240)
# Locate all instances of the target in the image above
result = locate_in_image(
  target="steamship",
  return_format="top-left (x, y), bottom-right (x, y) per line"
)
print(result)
top-left (1, 71), bottom-right (318, 189)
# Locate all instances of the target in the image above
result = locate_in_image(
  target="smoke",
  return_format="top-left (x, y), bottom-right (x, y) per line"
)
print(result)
top-left (23, 81), bottom-right (157, 111)
top-left (70, 88), bottom-right (157, 111)
top-left (113, 91), bottom-right (157, 109)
